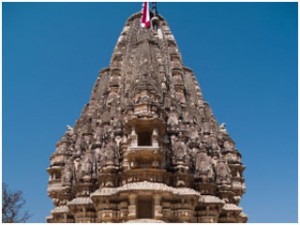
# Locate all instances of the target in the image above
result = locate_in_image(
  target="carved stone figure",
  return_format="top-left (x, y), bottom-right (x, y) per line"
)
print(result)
top-left (66, 125), bottom-right (74, 135)
top-left (219, 123), bottom-right (227, 133)
top-left (83, 134), bottom-right (91, 149)
top-left (173, 136), bottom-right (187, 162)
top-left (102, 109), bottom-right (112, 125)
top-left (175, 91), bottom-right (186, 104)
top-left (81, 157), bottom-right (93, 178)
top-left (62, 160), bottom-right (74, 185)
top-left (161, 81), bottom-right (167, 92)
top-left (202, 119), bottom-right (211, 134)
top-left (104, 134), bottom-right (119, 165)
top-left (215, 160), bottom-right (232, 182)
top-left (94, 146), bottom-right (102, 161)
top-left (188, 126), bottom-right (200, 148)
top-left (195, 151), bottom-right (214, 182)
top-left (224, 140), bottom-right (234, 151)
top-left (94, 125), bottom-right (104, 144)
top-left (74, 134), bottom-right (84, 155)
top-left (167, 108), bottom-right (179, 129)
top-left (184, 112), bottom-right (193, 124)
top-left (107, 91), bottom-right (119, 106)
top-left (74, 158), bottom-right (82, 181)
top-left (152, 128), bottom-right (160, 147)
top-left (209, 135), bottom-right (220, 151)
top-left (55, 142), bottom-right (68, 154)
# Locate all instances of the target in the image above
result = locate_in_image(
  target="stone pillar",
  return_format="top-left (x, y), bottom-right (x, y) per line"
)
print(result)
top-left (152, 128), bottom-right (159, 147)
top-left (119, 201), bottom-right (129, 222)
top-left (128, 194), bottom-right (137, 220)
top-left (72, 206), bottom-right (96, 223)
top-left (197, 205), bottom-right (220, 223)
top-left (93, 198), bottom-right (104, 223)
top-left (153, 195), bottom-right (163, 220)
top-left (130, 127), bottom-right (137, 147)
top-left (162, 201), bottom-right (172, 222)
top-left (121, 136), bottom-right (130, 170)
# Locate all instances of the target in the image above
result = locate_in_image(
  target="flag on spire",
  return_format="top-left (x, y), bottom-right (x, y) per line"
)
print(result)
top-left (141, 2), bottom-right (150, 28)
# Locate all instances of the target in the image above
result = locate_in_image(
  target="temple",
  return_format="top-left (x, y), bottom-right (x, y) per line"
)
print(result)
top-left (47, 8), bottom-right (247, 223)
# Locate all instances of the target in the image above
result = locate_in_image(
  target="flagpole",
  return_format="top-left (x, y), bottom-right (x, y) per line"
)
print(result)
top-left (141, 2), bottom-right (150, 29)
top-left (152, 2), bottom-right (158, 16)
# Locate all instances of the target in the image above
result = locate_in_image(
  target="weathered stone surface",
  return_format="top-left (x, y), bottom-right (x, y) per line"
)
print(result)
top-left (47, 10), bottom-right (247, 223)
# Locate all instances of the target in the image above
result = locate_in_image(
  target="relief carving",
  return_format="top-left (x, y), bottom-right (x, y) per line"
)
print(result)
top-left (195, 151), bottom-right (214, 182)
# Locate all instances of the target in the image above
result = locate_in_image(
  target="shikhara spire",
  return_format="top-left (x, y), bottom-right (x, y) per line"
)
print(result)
top-left (47, 8), bottom-right (247, 223)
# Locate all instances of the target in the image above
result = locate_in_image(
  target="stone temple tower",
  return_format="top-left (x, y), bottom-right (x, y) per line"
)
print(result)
top-left (47, 8), bottom-right (247, 223)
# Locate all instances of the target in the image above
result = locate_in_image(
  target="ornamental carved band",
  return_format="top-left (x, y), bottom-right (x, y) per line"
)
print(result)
top-left (47, 11), bottom-right (247, 223)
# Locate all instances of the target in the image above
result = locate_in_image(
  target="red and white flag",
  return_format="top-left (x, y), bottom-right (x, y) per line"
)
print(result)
top-left (141, 2), bottom-right (150, 28)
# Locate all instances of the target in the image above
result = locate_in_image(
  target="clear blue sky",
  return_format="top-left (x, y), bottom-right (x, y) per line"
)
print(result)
top-left (3, 2), bottom-right (297, 223)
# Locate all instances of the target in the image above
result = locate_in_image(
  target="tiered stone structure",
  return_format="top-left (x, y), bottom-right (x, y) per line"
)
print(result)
top-left (47, 10), bottom-right (247, 223)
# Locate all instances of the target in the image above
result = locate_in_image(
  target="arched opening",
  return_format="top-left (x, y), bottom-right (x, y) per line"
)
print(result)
top-left (138, 132), bottom-right (152, 146)
top-left (136, 197), bottom-right (154, 219)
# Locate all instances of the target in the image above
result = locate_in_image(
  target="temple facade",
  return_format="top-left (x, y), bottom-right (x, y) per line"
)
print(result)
top-left (47, 9), bottom-right (247, 223)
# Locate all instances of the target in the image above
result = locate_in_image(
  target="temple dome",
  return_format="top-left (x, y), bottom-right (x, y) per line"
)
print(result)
top-left (47, 9), bottom-right (247, 223)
